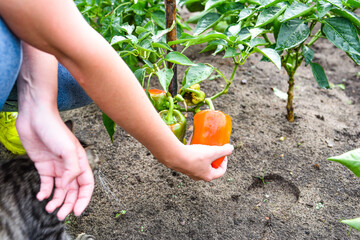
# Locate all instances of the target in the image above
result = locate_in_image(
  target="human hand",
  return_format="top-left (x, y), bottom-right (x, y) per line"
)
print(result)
top-left (16, 107), bottom-right (94, 221)
top-left (165, 143), bottom-right (234, 181)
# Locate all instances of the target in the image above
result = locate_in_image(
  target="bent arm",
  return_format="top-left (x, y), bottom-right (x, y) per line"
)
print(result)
top-left (0, 0), bottom-right (233, 180)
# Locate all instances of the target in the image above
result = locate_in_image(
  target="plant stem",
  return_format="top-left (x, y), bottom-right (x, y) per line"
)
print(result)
top-left (165, 0), bottom-right (178, 96)
top-left (262, 33), bottom-right (272, 45)
top-left (205, 98), bottom-right (215, 110)
top-left (210, 63), bottom-right (239, 100)
top-left (166, 96), bottom-right (175, 123)
top-left (307, 30), bottom-right (322, 47)
top-left (286, 71), bottom-right (295, 122)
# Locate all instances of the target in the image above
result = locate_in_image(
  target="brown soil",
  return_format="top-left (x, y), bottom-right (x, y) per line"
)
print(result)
top-left (2, 22), bottom-right (360, 240)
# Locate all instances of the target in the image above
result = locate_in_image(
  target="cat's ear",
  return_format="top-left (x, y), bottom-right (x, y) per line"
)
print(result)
top-left (64, 120), bottom-right (73, 132)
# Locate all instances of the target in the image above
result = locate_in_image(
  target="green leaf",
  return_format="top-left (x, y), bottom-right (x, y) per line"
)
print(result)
top-left (138, 32), bottom-right (152, 42)
top-left (200, 44), bottom-right (218, 53)
top-left (259, 0), bottom-right (285, 9)
top-left (200, 39), bottom-right (228, 53)
top-left (254, 47), bottom-right (282, 70)
top-left (249, 27), bottom-right (267, 39)
top-left (317, 1), bottom-right (333, 18)
top-left (310, 62), bottom-right (330, 89)
top-left (165, 52), bottom-right (195, 66)
top-left (151, 42), bottom-right (173, 51)
top-left (130, 1), bottom-right (147, 15)
top-left (151, 11), bottom-right (166, 29)
top-left (323, 17), bottom-right (360, 55)
top-left (182, 63), bottom-right (213, 89)
top-left (194, 12), bottom-right (222, 35)
top-left (110, 36), bottom-right (131, 46)
top-left (348, 52), bottom-right (360, 65)
top-left (138, 39), bottom-right (155, 52)
top-left (328, 148), bottom-right (360, 178)
top-left (168, 33), bottom-right (195, 45)
top-left (187, 33), bottom-right (229, 46)
top-left (245, 38), bottom-right (268, 49)
top-left (216, 2), bottom-right (244, 14)
top-left (184, 0), bottom-right (205, 12)
top-left (276, 19), bottom-right (310, 50)
top-left (341, 217), bottom-right (360, 232)
top-left (238, 8), bottom-right (255, 21)
top-left (331, 8), bottom-right (360, 28)
top-left (126, 35), bottom-right (139, 45)
top-left (157, 67), bottom-right (174, 92)
top-left (205, 0), bottom-right (227, 11)
top-left (302, 46), bottom-right (314, 66)
top-left (135, 26), bottom-right (148, 35)
top-left (236, 27), bottom-right (252, 42)
top-left (102, 112), bottom-right (116, 142)
top-left (152, 21), bottom-right (176, 42)
top-left (255, 6), bottom-right (287, 28)
top-left (273, 87), bottom-right (288, 100)
top-left (134, 68), bottom-right (146, 86)
top-left (223, 47), bottom-right (240, 58)
top-left (187, 11), bottom-right (208, 24)
top-left (324, 0), bottom-right (343, 8)
top-left (225, 24), bottom-right (241, 37)
top-left (143, 59), bottom-right (153, 68)
top-left (120, 23), bottom-right (135, 35)
top-left (346, 0), bottom-right (360, 8)
top-left (281, 2), bottom-right (314, 22)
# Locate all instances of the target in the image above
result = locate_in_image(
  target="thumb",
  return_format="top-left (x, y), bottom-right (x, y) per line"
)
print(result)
top-left (210, 144), bottom-right (234, 161)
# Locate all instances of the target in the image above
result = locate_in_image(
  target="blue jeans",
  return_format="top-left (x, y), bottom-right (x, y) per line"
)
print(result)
top-left (0, 18), bottom-right (92, 112)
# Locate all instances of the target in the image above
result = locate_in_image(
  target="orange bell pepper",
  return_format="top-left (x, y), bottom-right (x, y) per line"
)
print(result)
top-left (191, 109), bottom-right (232, 168)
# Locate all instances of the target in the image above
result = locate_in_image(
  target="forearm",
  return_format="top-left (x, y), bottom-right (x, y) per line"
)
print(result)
top-left (17, 42), bottom-right (58, 113)
top-left (0, 0), bottom-right (185, 165)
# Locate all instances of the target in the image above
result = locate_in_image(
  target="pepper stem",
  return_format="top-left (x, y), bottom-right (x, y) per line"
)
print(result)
top-left (166, 95), bottom-right (175, 123)
top-left (204, 98), bottom-right (215, 110)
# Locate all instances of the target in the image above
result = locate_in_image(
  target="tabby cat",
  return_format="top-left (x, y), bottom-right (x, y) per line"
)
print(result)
top-left (0, 120), bottom-right (96, 240)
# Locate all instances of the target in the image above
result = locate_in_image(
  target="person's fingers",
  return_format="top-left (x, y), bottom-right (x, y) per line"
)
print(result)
top-left (209, 157), bottom-right (228, 180)
top-left (208, 144), bottom-right (234, 163)
top-left (61, 148), bottom-right (82, 190)
top-left (45, 178), bottom-right (66, 213)
top-left (73, 183), bottom-right (94, 216)
top-left (73, 166), bottom-right (94, 216)
top-left (37, 175), bottom-right (54, 201)
top-left (57, 182), bottom-right (79, 220)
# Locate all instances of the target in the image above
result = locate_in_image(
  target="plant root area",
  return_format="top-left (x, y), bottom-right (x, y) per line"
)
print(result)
top-left (1, 38), bottom-right (360, 240)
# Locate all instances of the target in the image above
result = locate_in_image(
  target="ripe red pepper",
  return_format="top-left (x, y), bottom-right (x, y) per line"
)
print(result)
top-left (191, 109), bottom-right (232, 168)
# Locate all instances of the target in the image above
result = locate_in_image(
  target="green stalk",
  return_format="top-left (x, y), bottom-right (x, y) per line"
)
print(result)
top-left (146, 73), bottom-right (153, 91)
top-left (210, 62), bottom-right (239, 100)
top-left (307, 30), bottom-right (322, 47)
top-left (286, 71), bottom-right (295, 122)
top-left (165, 96), bottom-right (175, 124)
top-left (262, 33), bottom-right (272, 45)
top-left (105, 2), bottom-right (131, 17)
top-left (205, 98), bottom-right (215, 110)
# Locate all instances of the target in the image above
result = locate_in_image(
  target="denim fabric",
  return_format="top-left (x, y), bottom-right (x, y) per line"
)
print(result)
top-left (0, 18), bottom-right (92, 112)
top-left (0, 18), bottom-right (22, 112)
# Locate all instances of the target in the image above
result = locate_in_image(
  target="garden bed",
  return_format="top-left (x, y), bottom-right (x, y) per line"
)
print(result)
top-left (61, 36), bottom-right (360, 239)
top-left (1, 30), bottom-right (359, 240)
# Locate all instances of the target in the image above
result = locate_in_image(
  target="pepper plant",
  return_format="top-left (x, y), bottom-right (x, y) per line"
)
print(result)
top-left (182, 0), bottom-right (360, 121)
top-left (328, 149), bottom-right (360, 233)
top-left (74, 0), bottom-right (236, 143)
